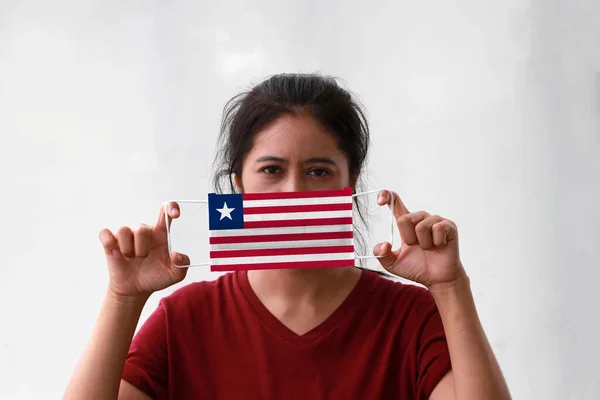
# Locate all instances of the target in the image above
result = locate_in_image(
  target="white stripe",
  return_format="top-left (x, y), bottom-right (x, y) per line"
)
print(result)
top-left (210, 238), bottom-right (354, 251)
top-left (243, 196), bottom-right (351, 208)
top-left (243, 210), bottom-right (352, 222)
top-left (210, 252), bottom-right (355, 265)
top-left (209, 224), bottom-right (353, 237)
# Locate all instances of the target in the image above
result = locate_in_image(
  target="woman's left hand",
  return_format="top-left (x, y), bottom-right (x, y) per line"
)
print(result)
top-left (373, 190), bottom-right (466, 290)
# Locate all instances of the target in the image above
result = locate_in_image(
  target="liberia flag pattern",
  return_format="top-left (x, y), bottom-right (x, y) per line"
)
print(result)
top-left (208, 187), bottom-right (355, 271)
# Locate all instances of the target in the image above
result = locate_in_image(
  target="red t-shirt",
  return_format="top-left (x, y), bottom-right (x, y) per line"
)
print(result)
top-left (122, 269), bottom-right (451, 399)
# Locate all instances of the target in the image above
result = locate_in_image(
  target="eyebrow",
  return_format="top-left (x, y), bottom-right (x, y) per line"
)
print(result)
top-left (304, 157), bottom-right (338, 166)
top-left (255, 156), bottom-right (286, 163)
top-left (254, 156), bottom-right (338, 166)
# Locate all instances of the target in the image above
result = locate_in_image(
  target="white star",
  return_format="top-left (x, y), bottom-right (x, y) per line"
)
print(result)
top-left (216, 202), bottom-right (235, 221)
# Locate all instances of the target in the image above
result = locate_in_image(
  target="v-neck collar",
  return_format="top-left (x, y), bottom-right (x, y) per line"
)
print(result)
top-left (235, 268), bottom-right (375, 345)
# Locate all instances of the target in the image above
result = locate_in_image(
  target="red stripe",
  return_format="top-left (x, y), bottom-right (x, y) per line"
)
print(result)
top-left (211, 259), bottom-right (355, 272)
top-left (242, 187), bottom-right (352, 201)
top-left (210, 231), bottom-right (354, 245)
top-left (244, 202), bottom-right (352, 215)
top-left (244, 217), bottom-right (352, 229)
top-left (210, 245), bottom-right (354, 259)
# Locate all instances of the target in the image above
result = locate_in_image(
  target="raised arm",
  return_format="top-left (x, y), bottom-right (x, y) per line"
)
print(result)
top-left (374, 190), bottom-right (511, 400)
top-left (64, 203), bottom-right (189, 399)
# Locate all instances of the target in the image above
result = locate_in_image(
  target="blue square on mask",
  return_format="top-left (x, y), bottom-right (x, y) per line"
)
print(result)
top-left (208, 193), bottom-right (244, 231)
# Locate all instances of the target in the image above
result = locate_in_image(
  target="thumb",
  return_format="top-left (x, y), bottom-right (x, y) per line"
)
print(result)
top-left (171, 265), bottom-right (188, 283)
top-left (374, 242), bottom-right (396, 270)
top-left (170, 252), bottom-right (190, 268)
top-left (168, 252), bottom-right (190, 283)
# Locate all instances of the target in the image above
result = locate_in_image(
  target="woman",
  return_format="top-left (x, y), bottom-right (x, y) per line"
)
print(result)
top-left (65, 74), bottom-right (511, 399)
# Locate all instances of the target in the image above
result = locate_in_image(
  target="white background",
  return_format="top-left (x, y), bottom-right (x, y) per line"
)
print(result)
top-left (1, 0), bottom-right (599, 398)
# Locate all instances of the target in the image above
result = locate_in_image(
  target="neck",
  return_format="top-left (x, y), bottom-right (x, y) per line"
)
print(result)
top-left (247, 267), bottom-right (361, 304)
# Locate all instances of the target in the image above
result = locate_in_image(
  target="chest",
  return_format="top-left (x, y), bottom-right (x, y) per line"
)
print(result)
top-left (166, 319), bottom-right (411, 400)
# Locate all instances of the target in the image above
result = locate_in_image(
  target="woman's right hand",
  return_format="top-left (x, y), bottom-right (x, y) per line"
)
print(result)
top-left (98, 202), bottom-right (189, 300)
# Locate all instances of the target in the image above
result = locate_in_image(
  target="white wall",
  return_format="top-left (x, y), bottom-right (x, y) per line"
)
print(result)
top-left (1, 0), bottom-right (599, 398)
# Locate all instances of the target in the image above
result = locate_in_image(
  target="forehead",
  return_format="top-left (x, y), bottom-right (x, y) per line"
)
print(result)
top-left (249, 114), bottom-right (344, 159)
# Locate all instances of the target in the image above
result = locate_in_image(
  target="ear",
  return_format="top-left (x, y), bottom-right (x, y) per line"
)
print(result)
top-left (233, 173), bottom-right (243, 193)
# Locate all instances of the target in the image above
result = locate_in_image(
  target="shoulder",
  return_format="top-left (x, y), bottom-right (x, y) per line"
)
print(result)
top-left (361, 270), bottom-right (446, 351)
top-left (159, 272), bottom-right (237, 311)
top-left (364, 269), bottom-right (435, 307)
top-left (360, 269), bottom-right (440, 324)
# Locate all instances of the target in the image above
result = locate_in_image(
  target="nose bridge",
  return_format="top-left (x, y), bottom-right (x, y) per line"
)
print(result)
top-left (283, 165), bottom-right (307, 192)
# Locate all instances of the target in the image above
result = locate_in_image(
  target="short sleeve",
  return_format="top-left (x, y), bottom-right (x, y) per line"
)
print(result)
top-left (403, 286), bottom-right (452, 400)
top-left (122, 301), bottom-right (169, 399)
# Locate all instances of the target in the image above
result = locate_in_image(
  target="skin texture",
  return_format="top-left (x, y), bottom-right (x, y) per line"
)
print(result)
top-left (64, 113), bottom-right (511, 400)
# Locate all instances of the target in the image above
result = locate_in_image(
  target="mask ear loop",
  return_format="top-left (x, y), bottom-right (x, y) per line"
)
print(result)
top-left (163, 200), bottom-right (211, 268)
top-left (164, 190), bottom-right (395, 267)
top-left (351, 189), bottom-right (395, 259)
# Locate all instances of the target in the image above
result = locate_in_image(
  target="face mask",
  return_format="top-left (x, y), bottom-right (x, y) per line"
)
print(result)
top-left (164, 187), bottom-right (395, 271)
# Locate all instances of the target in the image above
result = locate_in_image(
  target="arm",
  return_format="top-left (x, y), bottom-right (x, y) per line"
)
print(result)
top-left (373, 190), bottom-right (510, 400)
top-left (429, 273), bottom-right (511, 400)
top-left (64, 203), bottom-right (188, 399)
top-left (64, 291), bottom-right (151, 400)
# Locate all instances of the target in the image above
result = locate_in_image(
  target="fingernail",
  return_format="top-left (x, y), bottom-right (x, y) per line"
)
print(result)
top-left (112, 249), bottom-right (120, 258)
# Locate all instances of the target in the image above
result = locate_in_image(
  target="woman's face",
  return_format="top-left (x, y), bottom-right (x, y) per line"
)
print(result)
top-left (236, 113), bottom-right (353, 194)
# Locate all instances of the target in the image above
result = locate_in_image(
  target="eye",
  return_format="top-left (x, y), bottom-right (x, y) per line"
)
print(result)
top-left (308, 168), bottom-right (330, 177)
top-left (261, 165), bottom-right (282, 175)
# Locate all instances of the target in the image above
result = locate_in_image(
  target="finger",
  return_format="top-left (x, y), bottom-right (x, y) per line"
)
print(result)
top-left (432, 220), bottom-right (458, 248)
top-left (373, 242), bottom-right (397, 270)
top-left (377, 190), bottom-right (410, 217)
top-left (99, 229), bottom-right (121, 258)
top-left (415, 215), bottom-right (445, 250)
top-left (397, 211), bottom-right (430, 246)
top-left (171, 252), bottom-right (191, 267)
top-left (134, 224), bottom-right (152, 258)
top-left (155, 202), bottom-right (181, 232)
top-left (116, 226), bottom-right (135, 260)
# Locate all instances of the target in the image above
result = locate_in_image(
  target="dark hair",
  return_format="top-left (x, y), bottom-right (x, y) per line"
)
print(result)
top-left (213, 73), bottom-right (372, 261)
